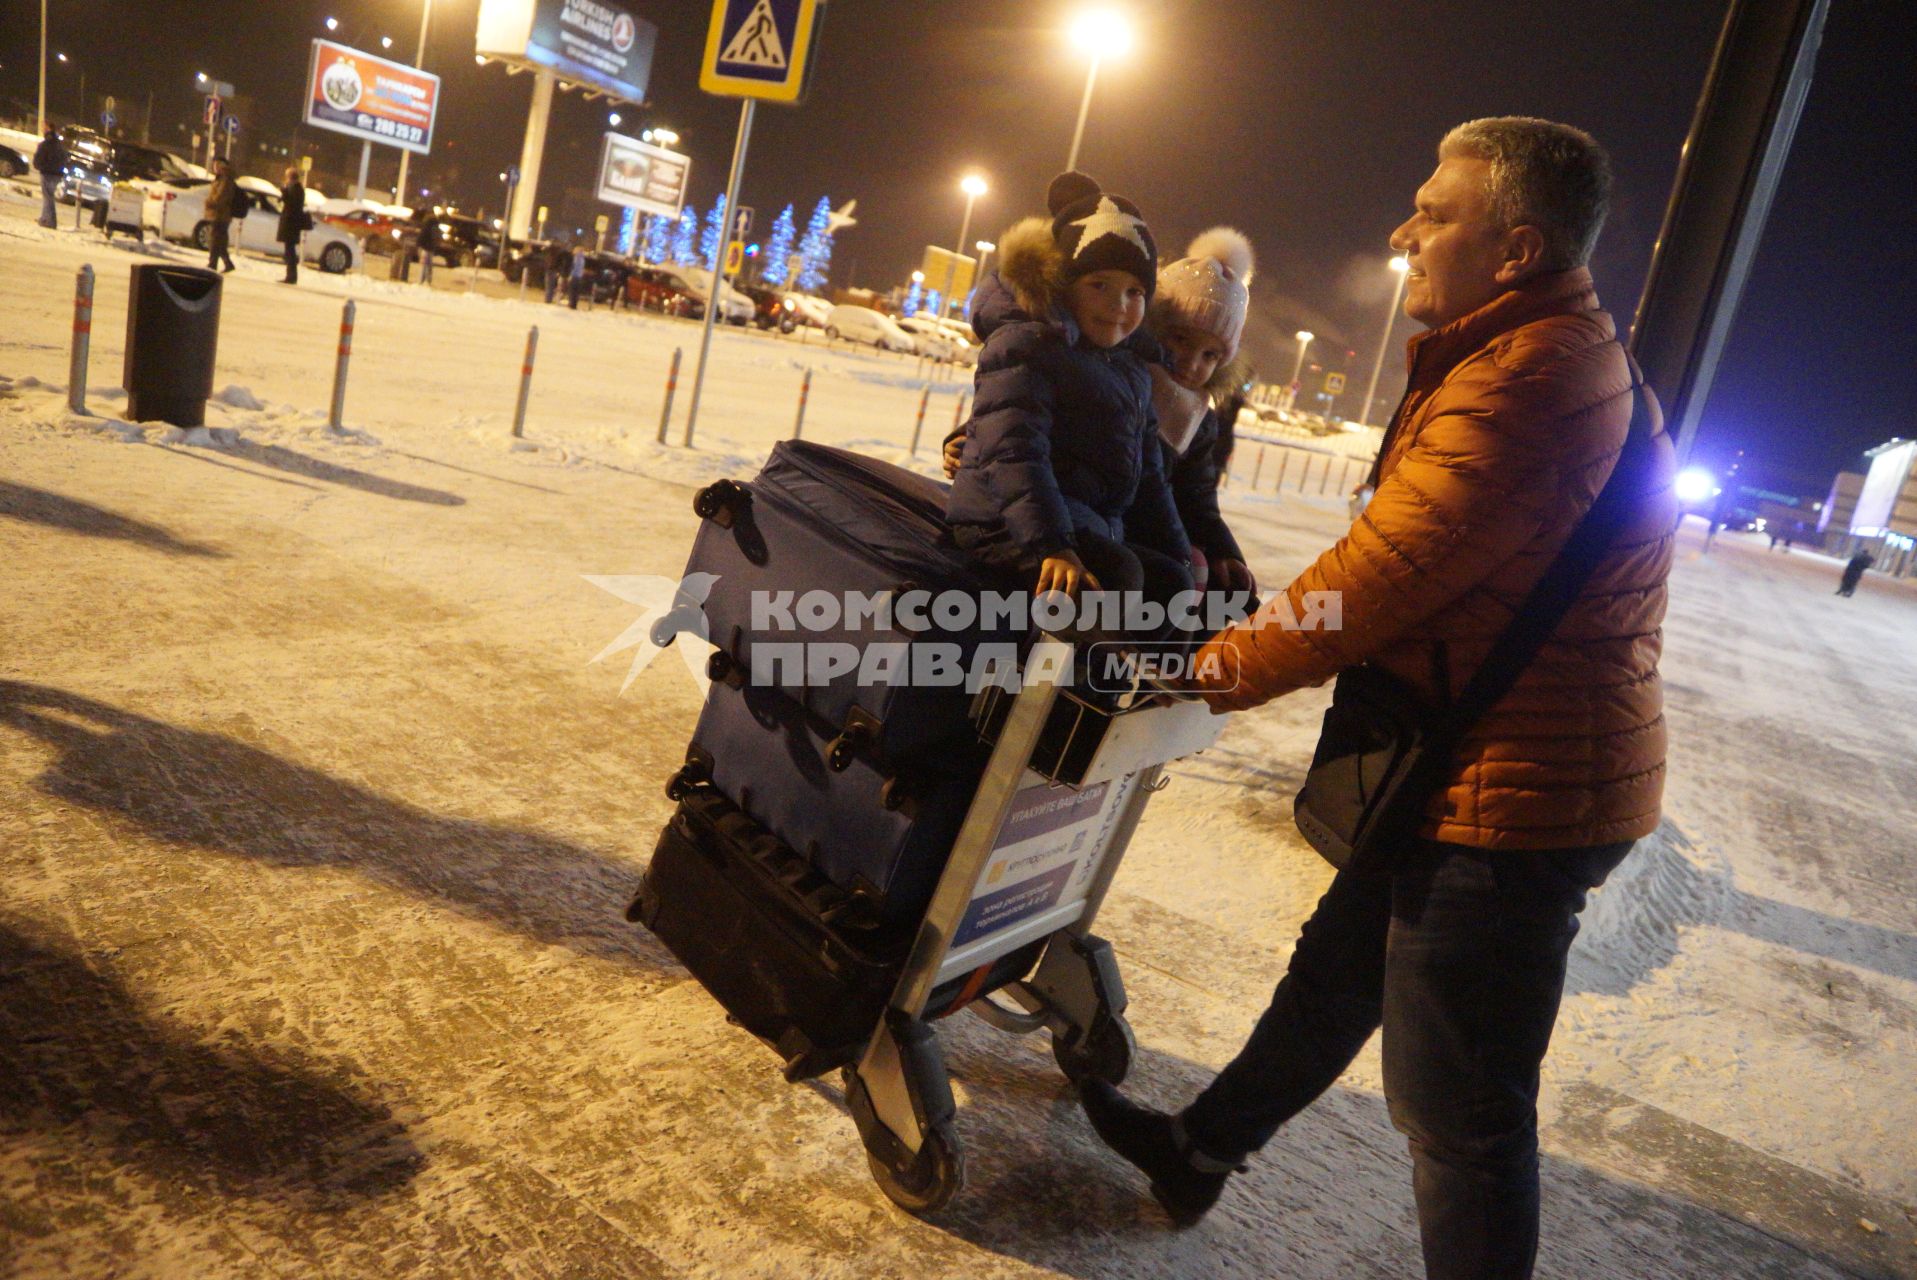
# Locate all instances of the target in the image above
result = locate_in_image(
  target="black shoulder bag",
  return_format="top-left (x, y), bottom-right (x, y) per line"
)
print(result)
top-left (1293, 364), bottom-right (1653, 871)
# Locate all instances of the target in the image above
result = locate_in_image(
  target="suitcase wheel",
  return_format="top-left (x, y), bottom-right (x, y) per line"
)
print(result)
top-left (1052, 1014), bottom-right (1136, 1087)
top-left (825, 716), bottom-right (877, 773)
top-left (693, 479), bottom-right (750, 528)
top-left (865, 1120), bottom-right (963, 1216)
top-left (706, 650), bottom-right (747, 688)
top-left (879, 776), bottom-right (909, 811)
top-left (665, 758), bottom-right (710, 801)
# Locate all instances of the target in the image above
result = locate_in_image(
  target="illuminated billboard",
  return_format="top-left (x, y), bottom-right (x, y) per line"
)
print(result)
top-left (303, 40), bottom-right (440, 154)
top-left (595, 133), bottom-right (690, 219)
top-left (476, 0), bottom-right (658, 102)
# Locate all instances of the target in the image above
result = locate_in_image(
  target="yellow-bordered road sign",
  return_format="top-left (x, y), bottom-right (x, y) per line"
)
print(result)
top-left (1325, 372), bottom-right (1347, 394)
top-left (700, 0), bottom-right (825, 104)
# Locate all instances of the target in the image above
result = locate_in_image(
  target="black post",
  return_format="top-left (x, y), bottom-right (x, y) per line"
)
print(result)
top-left (1627, 0), bottom-right (1830, 466)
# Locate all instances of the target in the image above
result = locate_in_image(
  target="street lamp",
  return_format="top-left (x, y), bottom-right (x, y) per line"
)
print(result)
top-left (643, 127), bottom-right (679, 147)
top-left (325, 16), bottom-right (339, 31)
top-left (393, 0), bottom-right (437, 206)
top-left (1288, 330), bottom-right (1314, 412)
top-left (608, 111), bottom-right (622, 127)
top-left (1065, 8), bottom-right (1132, 172)
top-left (380, 35), bottom-right (394, 49)
top-left (975, 238), bottom-right (996, 291)
top-left (942, 173), bottom-right (987, 320)
top-left (1358, 255), bottom-right (1411, 427)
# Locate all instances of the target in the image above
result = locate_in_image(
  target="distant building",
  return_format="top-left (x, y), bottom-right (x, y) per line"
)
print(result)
top-left (1818, 471), bottom-right (1865, 536)
top-left (1827, 439), bottom-right (1917, 578)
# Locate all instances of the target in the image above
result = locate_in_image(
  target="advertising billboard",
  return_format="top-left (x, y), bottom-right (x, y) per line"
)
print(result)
top-left (595, 133), bottom-right (690, 219)
top-left (919, 246), bottom-right (977, 299)
top-left (303, 40), bottom-right (440, 155)
top-left (1851, 440), bottom-right (1917, 536)
top-left (476, 0), bottom-right (658, 103)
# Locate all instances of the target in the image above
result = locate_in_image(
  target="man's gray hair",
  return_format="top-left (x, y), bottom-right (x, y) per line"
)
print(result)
top-left (1440, 117), bottom-right (1613, 271)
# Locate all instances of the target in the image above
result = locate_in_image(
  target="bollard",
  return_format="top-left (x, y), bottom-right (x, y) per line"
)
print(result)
top-left (1298, 453), bottom-right (1314, 493)
top-left (512, 325), bottom-right (538, 438)
top-left (1274, 450), bottom-right (1292, 492)
top-left (1250, 445), bottom-right (1266, 489)
top-left (656, 347), bottom-right (682, 444)
top-left (1319, 454), bottom-right (1335, 495)
top-left (950, 389), bottom-right (970, 432)
top-left (1340, 457), bottom-right (1358, 495)
top-left (908, 384), bottom-right (933, 457)
top-left (67, 264), bottom-right (94, 415)
top-left (328, 300), bottom-right (355, 430)
top-left (792, 367), bottom-right (813, 439)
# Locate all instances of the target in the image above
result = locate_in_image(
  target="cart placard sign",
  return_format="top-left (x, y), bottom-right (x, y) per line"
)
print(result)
top-left (952, 780), bottom-right (1114, 947)
top-left (303, 39), bottom-right (440, 155)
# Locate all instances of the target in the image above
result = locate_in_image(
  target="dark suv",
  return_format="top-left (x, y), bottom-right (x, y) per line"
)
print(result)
top-left (404, 210), bottom-right (500, 268)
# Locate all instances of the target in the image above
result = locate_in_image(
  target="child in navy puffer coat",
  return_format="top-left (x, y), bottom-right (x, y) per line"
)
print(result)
top-left (946, 172), bottom-right (1191, 632)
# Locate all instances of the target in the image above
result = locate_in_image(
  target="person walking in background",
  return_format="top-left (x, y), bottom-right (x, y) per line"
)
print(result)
top-left (1837, 549), bottom-right (1874, 596)
top-left (416, 213), bottom-right (440, 286)
top-left (33, 126), bottom-right (67, 229)
top-left (1079, 118), bottom-right (1677, 1280)
top-left (203, 158), bottom-right (238, 273)
top-left (545, 240), bottom-right (568, 304)
top-left (568, 244), bottom-right (588, 310)
top-left (277, 167), bottom-right (308, 285)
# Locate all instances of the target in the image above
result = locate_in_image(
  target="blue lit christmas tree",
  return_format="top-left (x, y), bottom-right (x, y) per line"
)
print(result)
top-left (796, 197), bottom-right (834, 294)
top-left (670, 207), bottom-right (698, 264)
top-left (701, 195), bottom-right (727, 273)
top-left (760, 204), bottom-right (796, 287)
top-left (903, 278), bottom-right (922, 316)
top-left (644, 213), bottom-right (672, 264)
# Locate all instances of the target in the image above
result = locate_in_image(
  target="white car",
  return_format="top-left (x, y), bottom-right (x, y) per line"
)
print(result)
top-left (782, 293), bottom-right (833, 328)
top-left (0, 126), bottom-right (40, 178)
top-left (932, 315), bottom-right (980, 365)
top-left (675, 265), bottom-right (754, 325)
top-left (825, 305), bottom-right (916, 353)
top-left (156, 180), bottom-right (363, 274)
top-left (894, 315), bottom-right (960, 362)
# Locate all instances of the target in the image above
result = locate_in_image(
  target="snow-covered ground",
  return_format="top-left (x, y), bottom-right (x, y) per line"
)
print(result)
top-left (4, 192), bottom-right (1916, 1279)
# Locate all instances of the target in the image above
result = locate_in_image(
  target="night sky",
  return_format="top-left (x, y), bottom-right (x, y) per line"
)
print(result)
top-left (4, 0), bottom-right (1912, 494)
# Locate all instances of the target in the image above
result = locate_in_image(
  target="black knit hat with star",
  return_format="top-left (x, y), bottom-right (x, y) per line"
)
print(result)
top-left (1047, 171), bottom-right (1157, 302)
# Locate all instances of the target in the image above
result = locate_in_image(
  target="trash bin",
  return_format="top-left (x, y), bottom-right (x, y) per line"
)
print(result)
top-left (123, 264), bottom-right (222, 427)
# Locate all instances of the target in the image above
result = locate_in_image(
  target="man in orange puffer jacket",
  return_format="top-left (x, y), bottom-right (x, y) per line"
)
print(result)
top-left (1080, 118), bottom-right (1677, 1280)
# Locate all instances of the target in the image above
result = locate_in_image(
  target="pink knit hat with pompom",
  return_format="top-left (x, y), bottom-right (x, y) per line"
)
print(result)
top-left (1155, 228), bottom-right (1255, 359)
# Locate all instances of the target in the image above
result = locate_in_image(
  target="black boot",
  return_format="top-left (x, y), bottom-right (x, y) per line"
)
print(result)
top-left (1079, 1079), bottom-right (1240, 1227)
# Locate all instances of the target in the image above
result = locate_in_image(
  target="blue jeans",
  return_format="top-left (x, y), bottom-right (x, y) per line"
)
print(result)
top-left (39, 174), bottom-right (58, 227)
top-left (1182, 837), bottom-right (1634, 1280)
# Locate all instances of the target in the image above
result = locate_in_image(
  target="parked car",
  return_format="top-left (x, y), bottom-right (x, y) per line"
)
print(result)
top-left (825, 305), bottom-right (916, 353)
top-left (57, 133), bottom-right (203, 206)
top-left (624, 266), bottom-right (708, 318)
top-left (322, 206), bottom-right (408, 253)
top-left (894, 315), bottom-right (961, 362)
top-left (163, 184), bottom-right (363, 273)
top-left (741, 285), bottom-right (797, 330)
top-left (0, 126), bottom-right (37, 179)
top-left (676, 265), bottom-right (754, 325)
top-left (402, 210), bottom-right (497, 268)
top-left (783, 293), bottom-right (834, 329)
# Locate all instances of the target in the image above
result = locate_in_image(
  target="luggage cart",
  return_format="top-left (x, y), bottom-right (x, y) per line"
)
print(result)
top-left (842, 637), bottom-right (1224, 1213)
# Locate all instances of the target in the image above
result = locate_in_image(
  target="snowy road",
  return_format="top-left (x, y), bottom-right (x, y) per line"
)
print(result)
top-left (4, 197), bottom-right (1916, 1278)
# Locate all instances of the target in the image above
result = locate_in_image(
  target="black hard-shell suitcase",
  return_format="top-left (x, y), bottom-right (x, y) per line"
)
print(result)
top-left (631, 786), bottom-right (1042, 1080)
top-left (661, 441), bottom-right (1025, 773)
top-left (683, 676), bottom-right (986, 928)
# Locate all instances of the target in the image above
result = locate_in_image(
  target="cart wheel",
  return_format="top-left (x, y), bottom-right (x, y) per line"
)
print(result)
top-left (866, 1122), bottom-right (964, 1215)
top-left (1052, 1016), bottom-right (1135, 1086)
top-left (692, 479), bottom-right (747, 528)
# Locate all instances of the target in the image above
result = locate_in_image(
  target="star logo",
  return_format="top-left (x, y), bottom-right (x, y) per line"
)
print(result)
top-left (584, 572), bottom-right (721, 694)
top-left (1068, 197), bottom-right (1151, 263)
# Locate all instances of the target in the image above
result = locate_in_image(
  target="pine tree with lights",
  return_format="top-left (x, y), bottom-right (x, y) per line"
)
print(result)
top-left (761, 204), bottom-right (796, 287)
top-left (701, 195), bottom-right (727, 273)
top-left (796, 197), bottom-right (834, 294)
top-left (670, 207), bottom-right (698, 264)
top-left (644, 213), bottom-right (672, 264)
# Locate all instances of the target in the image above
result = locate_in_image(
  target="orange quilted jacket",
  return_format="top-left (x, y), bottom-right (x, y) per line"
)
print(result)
top-left (1193, 268), bottom-right (1677, 848)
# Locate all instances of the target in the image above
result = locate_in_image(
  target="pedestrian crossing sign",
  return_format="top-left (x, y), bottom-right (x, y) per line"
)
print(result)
top-left (700, 0), bottom-right (824, 104)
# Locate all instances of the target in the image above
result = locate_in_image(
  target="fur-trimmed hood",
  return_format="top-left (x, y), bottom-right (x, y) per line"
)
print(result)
top-left (988, 216), bottom-right (1063, 328)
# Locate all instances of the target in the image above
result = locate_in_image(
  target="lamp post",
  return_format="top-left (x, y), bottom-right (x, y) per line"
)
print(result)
top-left (943, 174), bottom-right (986, 320)
top-left (1358, 255), bottom-right (1411, 427)
top-left (36, 0), bottom-right (46, 133)
top-left (394, 0), bottom-right (433, 208)
top-left (1065, 9), bottom-right (1132, 172)
top-left (974, 238), bottom-right (995, 298)
top-left (1288, 330), bottom-right (1314, 413)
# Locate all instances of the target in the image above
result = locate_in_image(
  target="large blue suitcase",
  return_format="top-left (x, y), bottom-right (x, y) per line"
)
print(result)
top-left (660, 441), bottom-right (1025, 774)
top-left (680, 675), bottom-right (986, 929)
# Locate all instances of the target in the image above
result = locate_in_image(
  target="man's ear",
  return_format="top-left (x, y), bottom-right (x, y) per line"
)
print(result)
top-left (1494, 224), bottom-right (1548, 284)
